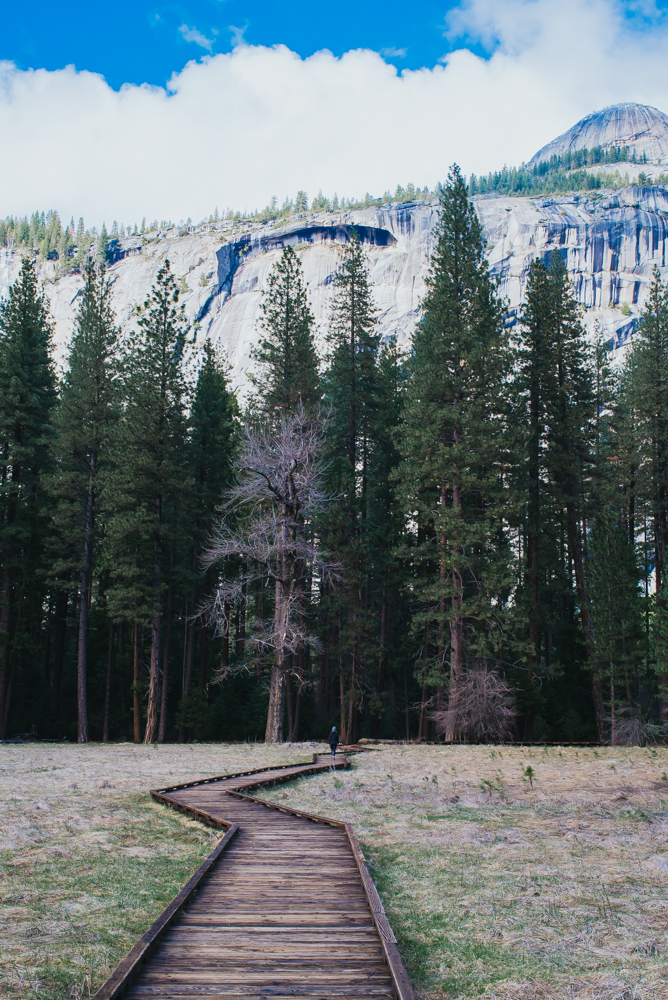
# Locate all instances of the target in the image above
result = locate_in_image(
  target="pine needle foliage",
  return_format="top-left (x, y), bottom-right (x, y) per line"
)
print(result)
top-left (515, 252), bottom-right (602, 738)
top-left (249, 246), bottom-right (320, 420)
top-left (102, 260), bottom-right (189, 742)
top-left (0, 256), bottom-right (57, 738)
top-left (321, 230), bottom-right (382, 742)
top-left (398, 165), bottom-right (513, 741)
top-left (49, 263), bottom-right (120, 741)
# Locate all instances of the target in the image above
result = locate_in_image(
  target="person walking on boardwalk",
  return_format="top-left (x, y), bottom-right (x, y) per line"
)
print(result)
top-left (328, 726), bottom-right (339, 758)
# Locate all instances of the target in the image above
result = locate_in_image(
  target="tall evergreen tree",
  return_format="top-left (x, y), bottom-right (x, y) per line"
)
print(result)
top-left (365, 339), bottom-right (410, 736)
top-left (398, 165), bottom-right (511, 742)
top-left (49, 263), bottom-right (119, 742)
top-left (249, 246), bottom-right (320, 418)
top-left (516, 252), bottom-right (603, 739)
top-left (322, 230), bottom-right (382, 742)
top-left (0, 256), bottom-right (57, 737)
top-left (625, 268), bottom-right (668, 720)
top-left (177, 343), bottom-right (240, 740)
top-left (103, 261), bottom-right (188, 743)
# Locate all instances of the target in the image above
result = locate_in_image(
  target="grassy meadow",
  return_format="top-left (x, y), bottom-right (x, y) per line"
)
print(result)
top-left (260, 744), bottom-right (668, 1000)
top-left (0, 742), bottom-right (322, 1000)
top-left (2, 742), bottom-right (668, 1000)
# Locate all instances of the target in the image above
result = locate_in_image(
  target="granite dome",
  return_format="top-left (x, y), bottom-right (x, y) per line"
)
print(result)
top-left (530, 102), bottom-right (668, 165)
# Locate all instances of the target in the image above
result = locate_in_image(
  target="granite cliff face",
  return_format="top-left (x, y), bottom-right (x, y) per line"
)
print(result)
top-left (530, 102), bottom-right (668, 165)
top-left (2, 104), bottom-right (668, 388)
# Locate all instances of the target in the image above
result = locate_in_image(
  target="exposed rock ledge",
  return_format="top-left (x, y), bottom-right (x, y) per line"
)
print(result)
top-left (1, 188), bottom-right (666, 392)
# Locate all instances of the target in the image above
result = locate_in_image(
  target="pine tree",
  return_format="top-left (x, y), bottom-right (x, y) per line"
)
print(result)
top-left (627, 269), bottom-right (668, 593)
top-left (517, 252), bottom-right (603, 739)
top-left (49, 263), bottom-right (119, 742)
top-left (365, 338), bottom-right (410, 735)
top-left (322, 230), bottom-right (382, 742)
top-left (0, 256), bottom-right (57, 737)
top-left (249, 246), bottom-right (320, 419)
top-left (625, 268), bottom-right (668, 720)
top-left (398, 165), bottom-right (512, 742)
top-left (177, 343), bottom-right (240, 740)
top-left (247, 246), bottom-right (320, 736)
top-left (103, 261), bottom-right (189, 743)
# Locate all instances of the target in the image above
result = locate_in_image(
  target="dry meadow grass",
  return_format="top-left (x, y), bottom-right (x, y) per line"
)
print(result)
top-left (0, 741), bottom-right (323, 1000)
top-left (4, 742), bottom-right (668, 1000)
top-left (259, 744), bottom-right (668, 1000)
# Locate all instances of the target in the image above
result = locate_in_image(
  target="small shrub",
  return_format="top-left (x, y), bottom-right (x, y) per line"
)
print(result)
top-left (431, 669), bottom-right (516, 743)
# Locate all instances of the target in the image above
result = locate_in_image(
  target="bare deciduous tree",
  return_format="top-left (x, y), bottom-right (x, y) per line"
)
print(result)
top-left (204, 408), bottom-right (335, 742)
top-left (431, 669), bottom-right (516, 743)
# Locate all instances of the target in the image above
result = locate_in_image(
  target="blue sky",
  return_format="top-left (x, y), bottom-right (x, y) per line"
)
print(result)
top-left (1, 0), bottom-right (480, 89)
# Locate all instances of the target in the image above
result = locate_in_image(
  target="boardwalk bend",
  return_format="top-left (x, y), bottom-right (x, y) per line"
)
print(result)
top-left (93, 751), bottom-right (414, 1000)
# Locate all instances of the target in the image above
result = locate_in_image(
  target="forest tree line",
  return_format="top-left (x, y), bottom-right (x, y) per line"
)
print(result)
top-left (1, 166), bottom-right (668, 745)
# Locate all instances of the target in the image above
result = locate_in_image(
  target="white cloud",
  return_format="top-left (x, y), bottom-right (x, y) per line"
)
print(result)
top-left (1, 0), bottom-right (668, 225)
top-left (178, 24), bottom-right (219, 52)
top-left (379, 47), bottom-right (408, 58)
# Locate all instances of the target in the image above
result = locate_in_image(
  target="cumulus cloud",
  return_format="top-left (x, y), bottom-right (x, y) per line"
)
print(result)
top-left (1, 0), bottom-right (668, 224)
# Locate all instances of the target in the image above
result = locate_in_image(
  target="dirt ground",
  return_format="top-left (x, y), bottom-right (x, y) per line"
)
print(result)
top-left (260, 744), bottom-right (668, 1000)
top-left (2, 743), bottom-right (667, 1000)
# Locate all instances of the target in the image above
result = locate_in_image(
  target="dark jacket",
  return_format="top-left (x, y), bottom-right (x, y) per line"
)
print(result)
top-left (328, 728), bottom-right (339, 747)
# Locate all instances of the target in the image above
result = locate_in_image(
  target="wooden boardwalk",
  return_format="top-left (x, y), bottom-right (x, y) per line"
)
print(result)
top-left (94, 753), bottom-right (414, 1000)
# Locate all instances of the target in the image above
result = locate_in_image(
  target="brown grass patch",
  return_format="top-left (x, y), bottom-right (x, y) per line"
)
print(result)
top-left (259, 744), bottom-right (668, 1000)
top-left (0, 741), bottom-right (324, 1000)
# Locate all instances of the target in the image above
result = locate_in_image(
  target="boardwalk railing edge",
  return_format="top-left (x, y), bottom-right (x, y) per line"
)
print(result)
top-left (345, 824), bottom-right (415, 1000)
top-left (152, 749), bottom-right (355, 794)
top-left (93, 752), bottom-right (416, 1000)
top-left (91, 823), bottom-right (239, 1000)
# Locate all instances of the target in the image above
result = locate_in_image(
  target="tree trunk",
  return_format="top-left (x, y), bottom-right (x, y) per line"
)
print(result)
top-left (132, 624), bottom-right (141, 743)
top-left (417, 675), bottom-right (429, 740)
top-left (446, 479), bottom-right (464, 743)
top-left (198, 624), bottom-right (208, 690)
top-left (291, 675), bottom-right (302, 742)
top-left (373, 597), bottom-right (387, 738)
top-left (566, 500), bottom-right (605, 742)
top-left (0, 553), bottom-right (12, 740)
top-left (157, 544), bottom-right (174, 743)
top-left (285, 666), bottom-right (294, 740)
top-left (51, 591), bottom-right (68, 717)
top-left (158, 565), bottom-right (173, 743)
top-left (222, 601), bottom-right (230, 670)
top-left (339, 662), bottom-right (347, 744)
top-left (346, 643), bottom-right (357, 745)
top-left (265, 566), bottom-right (289, 742)
top-left (144, 500), bottom-right (162, 743)
top-left (103, 621), bottom-right (113, 742)
top-left (265, 658), bottom-right (286, 742)
top-left (404, 661), bottom-right (410, 740)
top-left (610, 671), bottom-right (616, 745)
top-left (77, 468), bottom-right (95, 744)
top-left (179, 618), bottom-right (195, 742)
